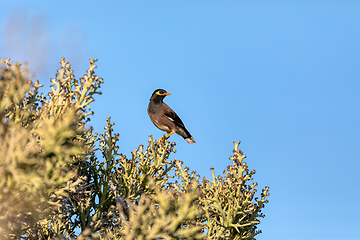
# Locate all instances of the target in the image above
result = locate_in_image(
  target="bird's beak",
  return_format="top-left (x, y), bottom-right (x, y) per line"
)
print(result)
top-left (165, 92), bottom-right (171, 95)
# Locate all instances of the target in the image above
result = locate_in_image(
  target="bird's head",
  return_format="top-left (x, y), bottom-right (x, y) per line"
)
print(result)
top-left (150, 89), bottom-right (171, 102)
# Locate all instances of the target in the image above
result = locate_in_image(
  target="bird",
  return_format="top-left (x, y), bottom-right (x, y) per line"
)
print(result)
top-left (147, 89), bottom-right (196, 144)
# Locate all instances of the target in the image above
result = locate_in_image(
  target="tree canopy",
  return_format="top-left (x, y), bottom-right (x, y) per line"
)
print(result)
top-left (0, 58), bottom-right (269, 240)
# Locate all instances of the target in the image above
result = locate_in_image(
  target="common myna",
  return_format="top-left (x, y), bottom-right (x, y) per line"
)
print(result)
top-left (148, 89), bottom-right (196, 144)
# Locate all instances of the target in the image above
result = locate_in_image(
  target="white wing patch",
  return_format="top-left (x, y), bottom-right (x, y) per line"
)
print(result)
top-left (165, 115), bottom-right (175, 122)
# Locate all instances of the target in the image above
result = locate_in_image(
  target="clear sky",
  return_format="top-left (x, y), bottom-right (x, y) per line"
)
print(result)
top-left (1, 1), bottom-right (360, 239)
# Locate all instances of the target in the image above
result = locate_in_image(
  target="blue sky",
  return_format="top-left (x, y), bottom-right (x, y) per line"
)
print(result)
top-left (1, 1), bottom-right (360, 239)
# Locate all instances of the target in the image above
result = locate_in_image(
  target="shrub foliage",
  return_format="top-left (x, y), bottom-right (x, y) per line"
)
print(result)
top-left (0, 58), bottom-right (269, 240)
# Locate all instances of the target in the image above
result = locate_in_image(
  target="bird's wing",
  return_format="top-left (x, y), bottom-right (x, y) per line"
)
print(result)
top-left (163, 103), bottom-right (185, 128)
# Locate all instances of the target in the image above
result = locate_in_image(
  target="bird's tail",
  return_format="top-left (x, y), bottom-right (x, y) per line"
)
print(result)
top-left (179, 127), bottom-right (196, 144)
top-left (185, 136), bottom-right (196, 144)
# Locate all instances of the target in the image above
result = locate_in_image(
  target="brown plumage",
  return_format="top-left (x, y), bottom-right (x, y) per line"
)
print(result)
top-left (147, 89), bottom-right (196, 144)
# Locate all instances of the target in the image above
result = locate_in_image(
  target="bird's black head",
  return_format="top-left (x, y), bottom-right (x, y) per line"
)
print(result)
top-left (150, 89), bottom-right (171, 103)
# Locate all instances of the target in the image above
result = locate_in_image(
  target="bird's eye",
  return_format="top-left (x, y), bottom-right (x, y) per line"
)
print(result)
top-left (156, 90), bottom-right (164, 95)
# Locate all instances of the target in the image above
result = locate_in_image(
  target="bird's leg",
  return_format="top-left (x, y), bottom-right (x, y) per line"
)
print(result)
top-left (158, 131), bottom-right (175, 144)
top-left (165, 130), bottom-right (176, 139)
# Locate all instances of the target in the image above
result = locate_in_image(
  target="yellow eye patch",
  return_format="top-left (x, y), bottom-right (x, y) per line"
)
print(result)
top-left (155, 90), bottom-right (171, 96)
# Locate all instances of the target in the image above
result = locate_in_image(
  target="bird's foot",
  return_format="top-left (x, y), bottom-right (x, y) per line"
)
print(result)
top-left (156, 131), bottom-right (175, 146)
top-left (159, 135), bottom-right (166, 142)
top-left (155, 135), bottom-right (168, 147)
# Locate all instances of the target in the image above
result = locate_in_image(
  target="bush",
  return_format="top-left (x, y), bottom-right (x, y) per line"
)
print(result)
top-left (0, 58), bottom-right (269, 240)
